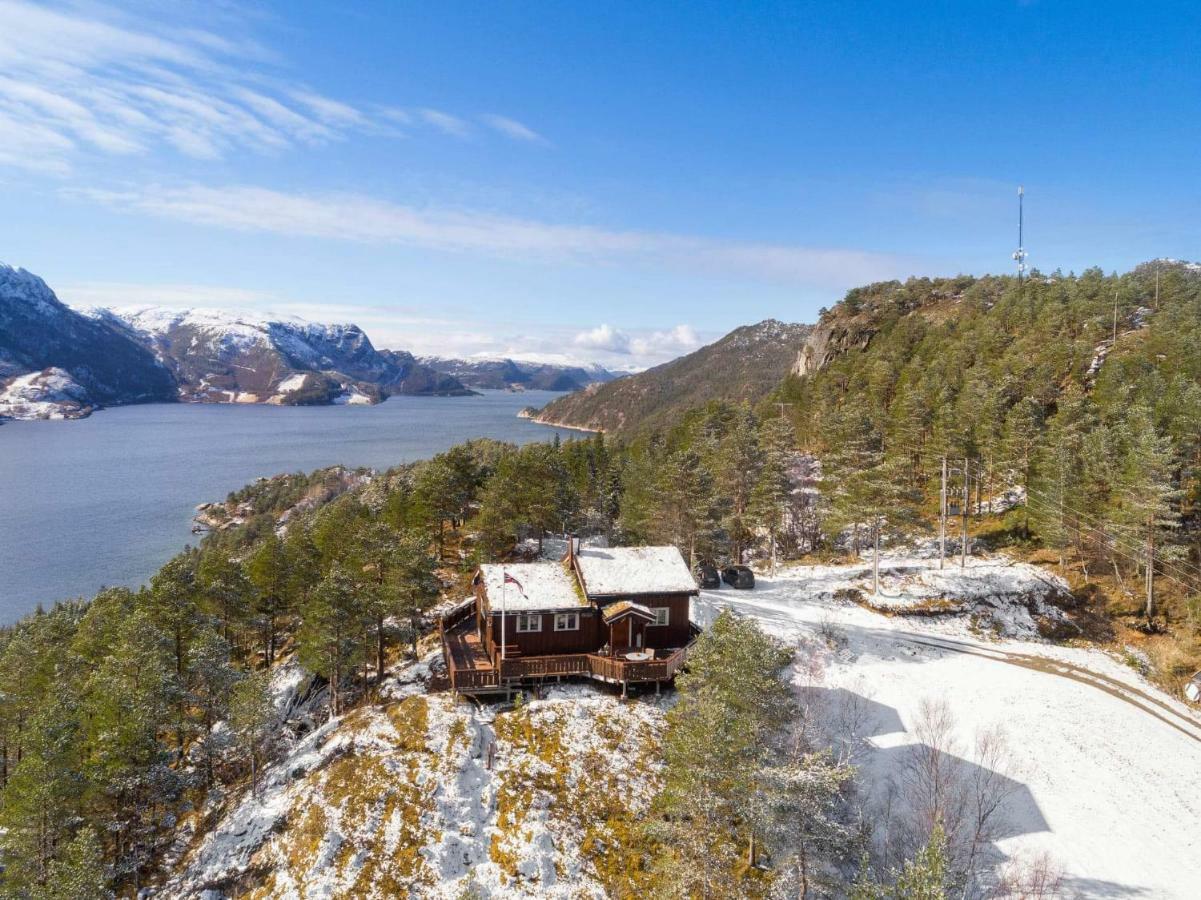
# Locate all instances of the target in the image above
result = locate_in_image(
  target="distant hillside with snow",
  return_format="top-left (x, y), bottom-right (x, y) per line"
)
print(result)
top-left (0, 263), bottom-right (474, 421)
top-left (419, 356), bottom-right (622, 392)
top-left (88, 305), bottom-right (472, 407)
top-left (0, 264), bottom-right (177, 420)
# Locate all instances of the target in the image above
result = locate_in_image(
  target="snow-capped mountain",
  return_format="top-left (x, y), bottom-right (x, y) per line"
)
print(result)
top-left (89, 305), bottom-right (471, 406)
top-left (418, 356), bottom-right (621, 392)
top-left (0, 263), bottom-right (471, 421)
top-left (0, 264), bottom-right (177, 420)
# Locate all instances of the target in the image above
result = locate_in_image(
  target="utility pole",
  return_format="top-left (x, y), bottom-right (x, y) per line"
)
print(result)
top-left (961, 458), bottom-right (970, 568)
top-left (1145, 515), bottom-right (1155, 621)
top-left (1112, 289), bottom-right (1119, 346)
top-left (939, 457), bottom-right (948, 570)
top-left (1155, 261), bottom-right (1161, 310)
top-left (873, 516), bottom-right (881, 596)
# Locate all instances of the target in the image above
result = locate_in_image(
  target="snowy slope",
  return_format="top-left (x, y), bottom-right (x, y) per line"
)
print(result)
top-left (696, 554), bottom-right (1201, 898)
top-left (163, 549), bottom-right (1201, 898)
top-left (163, 658), bottom-right (666, 899)
top-left (0, 367), bottom-right (92, 420)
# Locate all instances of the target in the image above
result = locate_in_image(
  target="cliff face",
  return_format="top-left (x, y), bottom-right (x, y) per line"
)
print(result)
top-left (534, 319), bottom-right (812, 434)
top-left (791, 317), bottom-right (877, 377)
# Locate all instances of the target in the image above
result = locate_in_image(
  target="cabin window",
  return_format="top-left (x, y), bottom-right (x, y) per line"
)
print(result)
top-left (554, 612), bottom-right (580, 631)
top-left (515, 614), bottom-right (542, 633)
top-left (651, 607), bottom-right (670, 626)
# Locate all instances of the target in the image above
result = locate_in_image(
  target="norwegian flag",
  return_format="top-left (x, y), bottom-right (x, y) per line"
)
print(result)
top-left (503, 572), bottom-right (525, 595)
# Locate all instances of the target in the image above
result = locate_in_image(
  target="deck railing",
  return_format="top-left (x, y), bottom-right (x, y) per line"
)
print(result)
top-left (442, 610), bottom-right (701, 692)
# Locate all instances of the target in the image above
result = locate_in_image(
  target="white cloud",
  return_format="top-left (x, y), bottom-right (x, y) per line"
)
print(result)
top-left (630, 324), bottom-right (702, 357)
top-left (418, 107), bottom-right (471, 138)
top-left (0, 0), bottom-right (541, 173)
top-left (573, 323), bottom-right (631, 354)
top-left (72, 182), bottom-right (912, 288)
top-left (481, 113), bottom-right (545, 144)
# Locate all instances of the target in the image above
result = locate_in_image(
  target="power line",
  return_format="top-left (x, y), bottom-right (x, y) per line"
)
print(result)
top-left (1021, 492), bottom-right (1201, 596)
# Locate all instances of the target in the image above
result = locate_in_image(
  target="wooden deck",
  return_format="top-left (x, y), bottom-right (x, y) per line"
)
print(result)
top-left (439, 602), bottom-right (699, 695)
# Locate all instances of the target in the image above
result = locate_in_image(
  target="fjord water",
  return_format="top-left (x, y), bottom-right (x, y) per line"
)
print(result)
top-left (0, 391), bottom-right (575, 624)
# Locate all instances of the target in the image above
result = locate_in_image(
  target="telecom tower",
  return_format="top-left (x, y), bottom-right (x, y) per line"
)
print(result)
top-left (1012, 185), bottom-right (1028, 281)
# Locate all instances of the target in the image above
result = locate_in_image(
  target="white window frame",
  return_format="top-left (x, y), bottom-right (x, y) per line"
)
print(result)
top-left (554, 612), bottom-right (580, 632)
top-left (650, 606), bottom-right (670, 627)
top-left (515, 614), bottom-right (542, 633)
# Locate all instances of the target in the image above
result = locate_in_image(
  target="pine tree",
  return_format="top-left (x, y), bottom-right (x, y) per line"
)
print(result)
top-left (78, 607), bottom-right (180, 891)
top-left (712, 405), bottom-right (764, 563)
top-left (197, 552), bottom-right (253, 653)
top-left (891, 823), bottom-right (950, 899)
top-left (1001, 397), bottom-right (1044, 537)
top-left (187, 628), bottom-right (239, 787)
top-left (229, 671), bottom-right (277, 798)
top-left (649, 611), bottom-right (796, 895)
top-left (246, 534), bottom-right (292, 666)
top-left (298, 565), bottom-right (365, 716)
top-left (0, 695), bottom-right (85, 893)
top-left (34, 827), bottom-right (110, 900)
top-left (750, 416), bottom-right (796, 571)
top-left (653, 447), bottom-right (716, 569)
top-left (147, 554), bottom-right (201, 682)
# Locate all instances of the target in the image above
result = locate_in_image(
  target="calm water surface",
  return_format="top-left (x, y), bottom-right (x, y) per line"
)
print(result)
top-left (0, 391), bottom-right (574, 623)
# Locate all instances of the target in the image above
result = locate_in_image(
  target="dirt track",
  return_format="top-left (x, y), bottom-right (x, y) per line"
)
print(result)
top-left (892, 631), bottom-right (1201, 746)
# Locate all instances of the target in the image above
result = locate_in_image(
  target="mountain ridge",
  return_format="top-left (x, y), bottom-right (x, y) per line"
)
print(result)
top-left (0, 264), bottom-right (476, 420)
top-left (532, 318), bottom-right (812, 434)
top-left (419, 355), bottom-right (622, 392)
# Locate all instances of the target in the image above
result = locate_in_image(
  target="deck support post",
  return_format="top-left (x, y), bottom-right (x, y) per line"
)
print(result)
top-left (655, 680), bottom-right (660, 696)
top-left (621, 681), bottom-right (628, 699)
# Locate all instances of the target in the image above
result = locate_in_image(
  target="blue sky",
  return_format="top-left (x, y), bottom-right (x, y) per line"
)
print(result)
top-left (1, 1), bottom-right (1199, 368)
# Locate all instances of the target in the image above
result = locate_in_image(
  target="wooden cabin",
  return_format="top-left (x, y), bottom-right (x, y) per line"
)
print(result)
top-left (440, 541), bottom-right (701, 696)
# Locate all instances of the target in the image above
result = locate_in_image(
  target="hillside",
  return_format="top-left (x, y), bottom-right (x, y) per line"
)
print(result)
top-left (419, 356), bottom-right (620, 392)
top-left (533, 319), bottom-right (811, 433)
top-left (0, 264), bottom-right (176, 419)
top-left (777, 260), bottom-right (1201, 469)
top-left (0, 262), bottom-right (474, 420)
top-left (89, 306), bottom-right (471, 406)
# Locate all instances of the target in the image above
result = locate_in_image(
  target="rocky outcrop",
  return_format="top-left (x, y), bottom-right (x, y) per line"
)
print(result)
top-left (791, 317), bottom-right (878, 376)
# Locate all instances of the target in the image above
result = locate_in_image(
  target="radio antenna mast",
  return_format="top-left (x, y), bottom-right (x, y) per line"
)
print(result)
top-left (1012, 185), bottom-right (1028, 283)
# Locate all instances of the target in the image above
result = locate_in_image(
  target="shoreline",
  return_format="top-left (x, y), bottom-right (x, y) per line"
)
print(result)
top-left (529, 414), bottom-right (602, 434)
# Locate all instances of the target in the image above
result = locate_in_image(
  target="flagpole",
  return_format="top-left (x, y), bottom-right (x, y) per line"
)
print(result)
top-left (500, 567), bottom-right (507, 664)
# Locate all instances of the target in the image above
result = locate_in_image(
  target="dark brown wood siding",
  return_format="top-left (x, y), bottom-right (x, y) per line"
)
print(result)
top-left (486, 609), bottom-right (601, 656)
top-left (598, 592), bottom-right (693, 649)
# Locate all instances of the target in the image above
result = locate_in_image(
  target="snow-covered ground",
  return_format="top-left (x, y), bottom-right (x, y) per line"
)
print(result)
top-left (164, 549), bottom-right (1201, 898)
top-left (0, 367), bottom-right (92, 419)
top-left (696, 554), bottom-right (1201, 899)
top-left (164, 655), bottom-right (665, 899)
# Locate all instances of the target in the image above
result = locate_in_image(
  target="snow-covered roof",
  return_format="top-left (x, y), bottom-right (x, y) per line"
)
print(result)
top-left (477, 562), bottom-right (585, 612)
top-left (574, 546), bottom-right (697, 597)
top-left (601, 600), bottom-right (655, 624)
